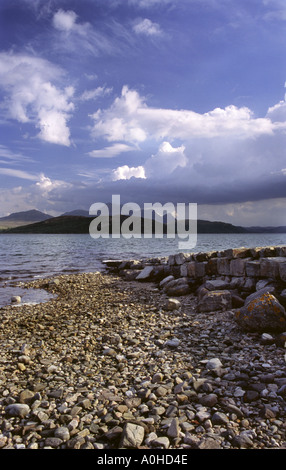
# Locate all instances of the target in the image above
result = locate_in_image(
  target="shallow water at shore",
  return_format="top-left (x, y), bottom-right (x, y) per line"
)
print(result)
top-left (1, 232), bottom-right (286, 306)
top-left (0, 285), bottom-right (56, 308)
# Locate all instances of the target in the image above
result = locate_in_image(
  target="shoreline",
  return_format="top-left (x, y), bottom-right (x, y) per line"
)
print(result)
top-left (0, 262), bottom-right (285, 449)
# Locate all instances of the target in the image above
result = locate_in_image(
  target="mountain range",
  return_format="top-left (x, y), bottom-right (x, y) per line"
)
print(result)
top-left (0, 208), bottom-right (286, 234)
top-left (0, 209), bottom-right (53, 229)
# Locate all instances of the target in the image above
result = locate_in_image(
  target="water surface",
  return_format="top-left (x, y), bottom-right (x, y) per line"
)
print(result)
top-left (1, 232), bottom-right (286, 307)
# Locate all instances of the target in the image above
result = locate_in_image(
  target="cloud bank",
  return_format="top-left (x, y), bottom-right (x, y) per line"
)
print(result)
top-left (88, 85), bottom-right (286, 202)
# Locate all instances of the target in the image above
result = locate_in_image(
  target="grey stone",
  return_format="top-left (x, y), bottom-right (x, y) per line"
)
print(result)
top-left (152, 372), bottom-right (164, 383)
top-left (165, 298), bottom-right (181, 311)
top-left (19, 390), bottom-right (34, 404)
top-left (136, 266), bottom-right (154, 280)
top-left (5, 403), bottom-right (30, 417)
top-left (54, 426), bottom-right (70, 442)
top-left (211, 412), bottom-right (229, 425)
top-left (232, 432), bottom-right (254, 448)
top-left (261, 333), bottom-right (274, 344)
top-left (183, 433), bottom-right (201, 448)
top-left (246, 260), bottom-right (261, 277)
top-left (196, 410), bottom-right (211, 422)
top-left (164, 278), bottom-right (191, 296)
top-left (217, 258), bottom-right (230, 275)
top-left (206, 357), bottom-right (223, 370)
top-left (224, 404), bottom-right (244, 418)
top-left (198, 436), bottom-right (222, 449)
top-left (159, 275), bottom-right (174, 288)
top-left (199, 394), bottom-right (218, 407)
top-left (256, 279), bottom-right (273, 290)
top-left (165, 338), bottom-right (180, 348)
top-left (178, 263), bottom-right (187, 277)
top-left (44, 437), bottom-right (63, 448)
top-left (204, 279), bottom-right (229, 290)
top-left (260, 257), bottom-right (286, 280)
top-left (119, 423), bottom-right (145, 448)
top-left (243, 278), bottom-right (256, 291)
top-left (198, 290), bottom-right (232, 312)
top-left (174, 253), bottom-right (189, 265)
top-left (167, 418), bottom-right (180, 438)
top-left (151, 436), bottom-right (170, 449)
top-left (230, 258), bottom-right (247, 277)
top-left (187, 261), bottom-right (207, 278)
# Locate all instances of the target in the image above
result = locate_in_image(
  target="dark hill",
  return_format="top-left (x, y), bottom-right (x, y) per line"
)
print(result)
top-left (2, 215), bottom-right (250, 234)
top-left (0, 209), bottom-right (53, 229)
top-left (0, 209), bottom-right (52, 222)
top-left (2, 216), bottom-right (93, 234)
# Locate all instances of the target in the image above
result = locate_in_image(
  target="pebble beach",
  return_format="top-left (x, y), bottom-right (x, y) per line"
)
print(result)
top-left (0, 269), bottom-right (285, 450)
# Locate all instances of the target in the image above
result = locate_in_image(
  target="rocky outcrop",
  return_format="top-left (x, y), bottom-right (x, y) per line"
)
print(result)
top-left (104, 245), bottom-right (286, 286)
top-left (103, 245), bottom-right (286, 335)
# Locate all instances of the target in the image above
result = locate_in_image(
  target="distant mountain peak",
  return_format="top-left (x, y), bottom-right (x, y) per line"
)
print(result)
top-left (0, 209), bottom-right (53, 221)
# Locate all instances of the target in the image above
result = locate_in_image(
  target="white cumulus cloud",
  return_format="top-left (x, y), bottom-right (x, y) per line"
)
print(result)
top-left (0, 52), bottom-right (75, 146)
top-left (112, 165), bottom-right (146, 180)
top-left (89, 85), bottom-right (286, 189)
top-left (144, 141), bottom-right (187, 177)
top-left (90, 85), bottom-right (283, 146)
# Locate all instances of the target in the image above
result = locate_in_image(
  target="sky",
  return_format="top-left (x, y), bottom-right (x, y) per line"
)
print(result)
top-left (0, 0), bottom-right (286, 226)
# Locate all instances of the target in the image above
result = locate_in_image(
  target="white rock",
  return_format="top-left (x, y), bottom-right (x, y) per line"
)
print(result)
top-left (120, 422), bottom-right (145, 448)
top-left (206, 358), bottom-right (223, 370)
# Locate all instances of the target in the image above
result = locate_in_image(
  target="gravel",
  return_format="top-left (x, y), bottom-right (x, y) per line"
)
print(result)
top-left (0, 271), bottom-right (285, 449)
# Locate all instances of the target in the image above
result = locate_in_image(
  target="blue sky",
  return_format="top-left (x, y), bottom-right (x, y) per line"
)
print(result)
top-left (1, 0), bottom-right (286, 226)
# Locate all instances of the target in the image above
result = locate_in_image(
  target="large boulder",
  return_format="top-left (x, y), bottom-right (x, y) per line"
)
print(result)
top-left (198, 290), bottom-right (232, 312)
top-left (164, 278), bottom-right (191, 296)
top-left (235, 291), bottom-right (286, 332)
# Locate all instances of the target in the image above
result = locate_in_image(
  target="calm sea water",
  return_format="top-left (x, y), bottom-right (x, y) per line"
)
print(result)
top-left (1, 232), bottom-right (286, 307)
